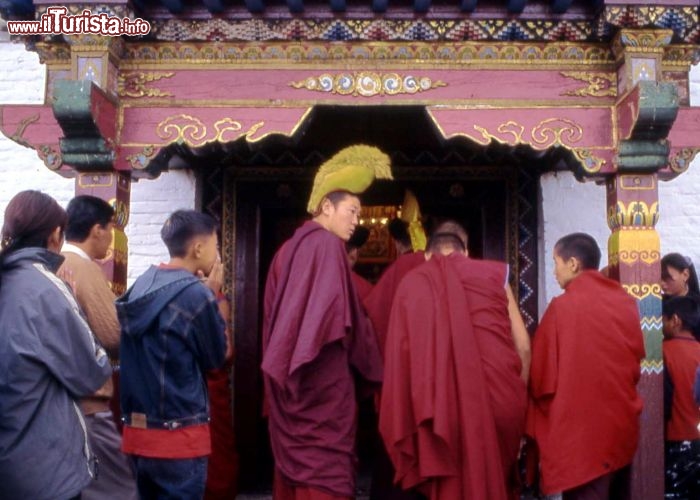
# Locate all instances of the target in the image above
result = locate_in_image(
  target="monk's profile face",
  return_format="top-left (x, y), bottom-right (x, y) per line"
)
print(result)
top-left (553, 249), bottom-right (578, 290)
top-left (324, 194), bottom-right (361, 242)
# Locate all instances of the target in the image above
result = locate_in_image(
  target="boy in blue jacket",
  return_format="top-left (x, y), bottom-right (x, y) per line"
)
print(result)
top-left (117, 210), bottom-right (227, 499)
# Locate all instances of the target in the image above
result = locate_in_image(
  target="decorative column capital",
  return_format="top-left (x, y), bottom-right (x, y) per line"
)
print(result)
top-left (611, 29), bottom-right (674, 60)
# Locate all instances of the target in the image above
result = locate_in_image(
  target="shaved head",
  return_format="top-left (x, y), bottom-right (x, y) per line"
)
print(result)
top-left (433, 220), bottom-right (468, 248)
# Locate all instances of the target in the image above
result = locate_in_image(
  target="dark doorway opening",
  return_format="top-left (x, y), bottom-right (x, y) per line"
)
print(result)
top-left (198, 105), bottom-right (544, 494)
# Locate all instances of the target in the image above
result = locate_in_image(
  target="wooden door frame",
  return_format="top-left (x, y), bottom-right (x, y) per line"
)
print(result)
top-left (219, 163), bottom-right (539, 488)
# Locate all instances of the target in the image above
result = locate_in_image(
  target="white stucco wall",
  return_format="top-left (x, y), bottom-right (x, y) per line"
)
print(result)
top-left (0, 40), bottom-right (197, 286)
top-left (0, 41), bottom-right (74, 227)
top-left (126, 171), bottom-right (197, 283)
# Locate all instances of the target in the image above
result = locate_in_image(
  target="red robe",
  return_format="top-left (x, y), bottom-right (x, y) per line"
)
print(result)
top-left (205, 365), bottom-right (239, 500)
top-left (379, 253), bottom-right (526, 500)
top-left (664, 337), bottom-right (700, 441)
top-left (262, 221), bottom-right (383, 498)
top-left (364, 251), bottom-right (425, 358)
top-left (351, 271), bottom-right (373, 302)
top-left (527, 270), bottom-right (645, 494)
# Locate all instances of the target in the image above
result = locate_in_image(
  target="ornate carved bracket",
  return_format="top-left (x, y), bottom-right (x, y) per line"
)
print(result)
top-left (52, 79), bottom-right (118, 170)
top-left (0, 105), bottom-right (66, 174)
top-left (615, 80), bottom-right (679, 173)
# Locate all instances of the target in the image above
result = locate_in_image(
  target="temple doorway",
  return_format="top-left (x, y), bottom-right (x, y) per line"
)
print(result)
top-left (198, 105), bottom-right (545, 493)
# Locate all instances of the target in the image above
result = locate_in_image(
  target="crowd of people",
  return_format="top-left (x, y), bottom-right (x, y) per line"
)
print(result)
top-left (0, 144), bottom-right (699, 500)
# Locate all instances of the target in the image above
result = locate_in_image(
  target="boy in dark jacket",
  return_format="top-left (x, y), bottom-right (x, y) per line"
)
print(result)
top-left (117, 210), bottom-right (227, 499)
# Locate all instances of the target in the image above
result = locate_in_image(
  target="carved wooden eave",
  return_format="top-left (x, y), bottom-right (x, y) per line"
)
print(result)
top-left (0, 1), bottom-right (697, 179)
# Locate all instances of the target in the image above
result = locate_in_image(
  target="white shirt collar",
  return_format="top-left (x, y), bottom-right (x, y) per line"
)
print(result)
top-left (61, 242), bottom-right (91, 261)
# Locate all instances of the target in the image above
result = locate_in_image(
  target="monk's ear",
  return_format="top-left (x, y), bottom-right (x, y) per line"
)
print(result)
top-left (672, 313), bottom-right (683, 330)
top-left (319, 197), bottom-right (334, 216)
top-left (569, 257), bottom-right (581, 273)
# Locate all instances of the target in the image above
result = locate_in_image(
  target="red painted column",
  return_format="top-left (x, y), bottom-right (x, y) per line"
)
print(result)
top-left (605, 174), bottom-right (663, 499)
top-left (608, 29), bottom-right (671, 499)
top-left (62, 31), bottom-right (130, 295)
top-left (74, 172), bottom-right (130, 296)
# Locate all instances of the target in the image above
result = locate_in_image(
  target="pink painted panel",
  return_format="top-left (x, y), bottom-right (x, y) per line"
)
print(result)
top-left (123, 69), bottom-right (615, 103)
top-left (120, 106), bottom-right (310, 146)
top-left (0, 105), bottom-right (63, 144)
top-left (91, 85), bottom-right (117, 142)
top-left (616, 85), bottom-right (640, 142)
top-left (427, 107), bottom-right (614, 149)
top-left (668, 107), bottom-right (700, 148)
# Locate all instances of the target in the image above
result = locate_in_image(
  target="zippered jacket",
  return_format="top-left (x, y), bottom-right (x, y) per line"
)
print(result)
top-left (0, 247), bottom-right (112, 500)
top-left (117, 266), bottom-right (226, 430)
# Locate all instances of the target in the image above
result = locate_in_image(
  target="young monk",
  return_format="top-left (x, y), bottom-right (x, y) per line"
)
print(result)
top-left (262, 145), bottom-right (389, 499)
top-left (527, 232), bottom-right (645, 500)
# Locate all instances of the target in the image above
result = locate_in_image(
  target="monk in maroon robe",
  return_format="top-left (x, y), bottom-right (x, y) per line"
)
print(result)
top-left (363, 251), bottom-right (424, 357)
top-left (205, 297), bottom-right (238, 500)
top-left (527, 233), bottom-right (645, 499)
top-left (379, 230), bottom-right (528, 500)
top-left (262, 191), bottom-right (383, 499)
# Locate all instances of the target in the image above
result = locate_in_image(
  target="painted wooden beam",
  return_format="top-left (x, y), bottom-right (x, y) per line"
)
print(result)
top-left (460, 0), bottom-right (478, 13)
top-left (243, 0), bottom-right (265, 13)
top-left (201, 0), bottom-right (225, 13)
top-left (507, 0), bottom-right (527, 14)
top-left (551, 0), bottom-right (573, 14)
top-left (159, 0), bottom-right (185, 14)
top-left (371, 0), bottom-right (388, 13)
top-left (414, 0), bottom-right (430, 13)
top-left (329, 0), bottom-right (346, 12)
top-left (286, 0), bottom-right (304, 13)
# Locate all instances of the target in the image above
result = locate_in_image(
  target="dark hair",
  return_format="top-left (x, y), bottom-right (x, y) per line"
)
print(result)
top-left (1, 190), bottom-right (67, 254)
top-left (346, 225), bottom-right (370, 252)
top-left (663, 295), bottom-right (700, 336)
top-left (554, 233), bottom-right (601, 270)
top-left (661, 253), bottom-right (700, 295)
top-left (161, 210), bottom-right (218, 258)
top-left (388, 219), bottom-right (411, 248)
top-left (326, 190), bottom-right (357, 206)
top-left (433, 220), bottom-right (468, 248)
top-left (0, 191), bottom-right (67, 289)
top-left (65, 195), bottom-right (115, 242)
top-left (427, 232), bottom-right (466, 254)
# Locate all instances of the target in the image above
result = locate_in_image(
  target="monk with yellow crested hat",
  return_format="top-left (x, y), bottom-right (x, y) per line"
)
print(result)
top-left (262, 144), bottom-right (390, 499)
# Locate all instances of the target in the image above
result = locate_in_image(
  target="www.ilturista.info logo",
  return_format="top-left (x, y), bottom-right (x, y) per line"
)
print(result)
top-left (7, 7), bottom-right (151, 36)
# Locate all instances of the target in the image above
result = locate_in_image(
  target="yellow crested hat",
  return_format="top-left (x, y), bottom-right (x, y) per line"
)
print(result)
top-left (307, 145), bottom-right (393, 214)
top-left (400, 190), bottom-right (427, 251)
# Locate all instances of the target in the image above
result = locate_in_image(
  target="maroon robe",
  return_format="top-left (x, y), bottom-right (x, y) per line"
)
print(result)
top-left (363, 251), bottom-right (425, 358)
top-left (262, 221), bottom-right (383, 497)
top-left (351, 271), bottom-right (373, 301)
top-left (379, 253), bottom-right (526, 500)
top-left (527, 271), bottom-right (645, 495)
top-left (205, 364), bottom-right (239, 500)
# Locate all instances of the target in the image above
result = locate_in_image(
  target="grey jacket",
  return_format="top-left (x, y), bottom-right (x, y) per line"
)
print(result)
top-left (0, 248), bottom-right (112, 500)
